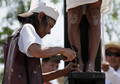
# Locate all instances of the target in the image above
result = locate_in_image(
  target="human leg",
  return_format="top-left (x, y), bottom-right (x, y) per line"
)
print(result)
top-left (68, 6), bottom-right (84, 72)
top-left (86, 1), bottom-right (102, 72)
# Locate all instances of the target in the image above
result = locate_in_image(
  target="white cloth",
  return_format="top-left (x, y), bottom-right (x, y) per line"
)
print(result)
top-left (105, 66), bottom-right (120, 84)
top-left (101, 0), bottom-right (112, 13)
top-left (66, 0), bottom-right (112, 13)
top-left (18, 23), bottom-right (42, 57)
top-left (66, 0), bottom-right (98, 11)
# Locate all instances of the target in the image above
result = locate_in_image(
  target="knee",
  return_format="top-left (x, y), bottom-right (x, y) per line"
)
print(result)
top-left (86, 11), bottom-right (101, 26)
top-left (86, 3), bottom-right (101, 26)
top-left (68, 7), bottom-right (82, 25)
top-left (67, 14), bottom-right (81, 30)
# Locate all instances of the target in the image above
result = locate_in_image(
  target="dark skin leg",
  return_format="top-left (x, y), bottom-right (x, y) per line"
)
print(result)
top-left (68, 6), bottom-right (84, 72)
top-left (67, 1), bottom-right (102, 72)
top-left (86, 1), bottom-right (101, 72)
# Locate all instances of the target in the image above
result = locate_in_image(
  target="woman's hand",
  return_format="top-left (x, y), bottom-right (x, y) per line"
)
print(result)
top-left (62, 62), bottom-right (79, 76)
top-left (42, 62), bottom-right (79, 82)
top-left (61, 48), bottom-right (76, 62)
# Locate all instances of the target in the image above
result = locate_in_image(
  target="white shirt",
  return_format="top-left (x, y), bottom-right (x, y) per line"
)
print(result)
top-left (18, 23), bottom-right (42, 57)
top-left (105, 66), bottom-right (120, 84)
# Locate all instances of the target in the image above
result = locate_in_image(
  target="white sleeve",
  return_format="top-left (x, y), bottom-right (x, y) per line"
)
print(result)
top-left (105, 66), bottom-right (120, 84)
top-left (18, 24), bottom-right (42, 57)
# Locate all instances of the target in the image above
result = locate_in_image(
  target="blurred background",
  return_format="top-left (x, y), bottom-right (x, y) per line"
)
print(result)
top-left (0, 0), bottom-right (120, 84)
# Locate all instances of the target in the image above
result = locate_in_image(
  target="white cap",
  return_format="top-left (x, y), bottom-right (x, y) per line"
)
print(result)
top-left (18, 0), bottom-right (59, 21)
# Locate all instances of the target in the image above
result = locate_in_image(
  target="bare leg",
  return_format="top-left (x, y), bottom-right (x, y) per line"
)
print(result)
top-left (68, 6), bottom-right (84, 72)
top-left (86, 1), bottom-right (101, 72)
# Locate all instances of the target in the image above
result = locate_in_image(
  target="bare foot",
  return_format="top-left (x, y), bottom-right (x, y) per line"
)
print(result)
top-left (86, 64), bottom-right (95, 72)
top-left (77, 64), bottom-right (84, 72)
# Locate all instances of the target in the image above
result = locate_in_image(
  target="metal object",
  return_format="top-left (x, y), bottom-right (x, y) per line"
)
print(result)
top-left (50, 52), bottom-right (80, 64)
top-left (50, 55), bottom-right (67, 61)
top-left (50, 46), bottom-right (80, 63)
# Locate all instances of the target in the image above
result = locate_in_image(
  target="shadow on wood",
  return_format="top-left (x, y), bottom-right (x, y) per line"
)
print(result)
top-left (68, 72), bottom-right (105, 84)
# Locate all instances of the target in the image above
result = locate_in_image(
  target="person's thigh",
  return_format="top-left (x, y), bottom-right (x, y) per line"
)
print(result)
top-left (86, 1), bottom-right (101, 20)
top-left (68, 6), bottom-right (82, 25)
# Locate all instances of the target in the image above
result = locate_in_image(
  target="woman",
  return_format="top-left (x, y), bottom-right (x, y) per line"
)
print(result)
top-left (2, 0), bottom-right (79, 84)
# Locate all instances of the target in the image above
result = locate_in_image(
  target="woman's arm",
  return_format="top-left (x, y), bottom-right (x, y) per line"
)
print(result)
top-left (28, 43), bottom-right (76, 61)
top-left (42, 62), bottom-right (79, 82)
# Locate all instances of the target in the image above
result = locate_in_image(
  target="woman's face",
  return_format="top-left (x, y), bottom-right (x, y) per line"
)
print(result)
top-left (37, 13), bottom-right (56, 38)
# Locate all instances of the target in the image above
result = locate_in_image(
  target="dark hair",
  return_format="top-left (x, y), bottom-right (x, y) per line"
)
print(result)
top-left (42, 57), bottom-right (60, 63)
top-left (17, 13), bottom-right (49, 30)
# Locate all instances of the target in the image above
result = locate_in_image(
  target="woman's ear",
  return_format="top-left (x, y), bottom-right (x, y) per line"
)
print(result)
top-left (38, 12), bottom-right (45, 23)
